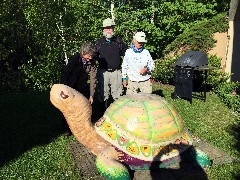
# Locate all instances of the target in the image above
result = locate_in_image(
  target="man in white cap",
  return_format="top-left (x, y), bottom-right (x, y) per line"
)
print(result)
top-left (95, 18), bottom-right (127, 112)
top-left (122, 31), bottom-right (155, 94)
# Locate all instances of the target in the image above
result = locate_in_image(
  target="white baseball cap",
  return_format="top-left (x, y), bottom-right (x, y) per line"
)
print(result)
top-left (133, 32), bottom-right (147, 43)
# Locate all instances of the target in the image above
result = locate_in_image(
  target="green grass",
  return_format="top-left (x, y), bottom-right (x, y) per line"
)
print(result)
top-left (0, 91), bottom-right (81, 179)
top-left (0, 84), bottom-right (239, 179)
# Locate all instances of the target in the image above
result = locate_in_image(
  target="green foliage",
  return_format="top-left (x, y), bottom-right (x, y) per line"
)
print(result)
top-left (1, 0), bottom-right (230, 92)
top-left (152, 56), bottom-right (178, 83)
top-left (116, 0), bottom-right (219, 58)
top-left (0, 1), bottom-right (37, 93)
top-left (206, 55), bottom-right (230, 88)
top-left (164, 13), bottom-right (228, 54)
top-left (207, 55), bottom-right (240, 113)
top-left (215, 82), bottom-right (240, 113)
top-left (20, 57), bottom-right (62, 91)
top-left (19, 0), bottom-right (110, 91)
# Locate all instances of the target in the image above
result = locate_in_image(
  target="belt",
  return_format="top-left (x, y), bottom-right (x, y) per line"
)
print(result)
top-left (106, 69), bottom-right (116, 72)
top-left (101, 67), bottom-right (120, 72)
top-left (130, 78), bottom-right (150, 82)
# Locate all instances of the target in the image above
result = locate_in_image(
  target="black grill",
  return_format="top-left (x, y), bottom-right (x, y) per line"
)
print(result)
top-left (172, 51), bottom-right (208, 102)
top-left (174, 51), bottom-right (208, 68)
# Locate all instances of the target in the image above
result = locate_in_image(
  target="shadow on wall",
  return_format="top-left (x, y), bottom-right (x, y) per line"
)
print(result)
top-left (231, 20), bottom-right (240, 93)
top-left (229, 0), bottom-right (240, 93)
top-left (228, 121), bottom-right (240, 179)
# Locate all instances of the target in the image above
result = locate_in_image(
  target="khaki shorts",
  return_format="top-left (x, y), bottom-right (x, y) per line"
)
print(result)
top-left (127, 79), bottom-right (152, 95)
top-left (97, 68), bottom-right (122, 102)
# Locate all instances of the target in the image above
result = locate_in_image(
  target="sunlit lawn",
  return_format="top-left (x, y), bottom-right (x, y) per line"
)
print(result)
top-left (0, 83), bottom-right (239, 179)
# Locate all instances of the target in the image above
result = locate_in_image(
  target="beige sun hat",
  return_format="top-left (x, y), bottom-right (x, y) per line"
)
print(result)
top-left (102, 18), bottom-right (115, 28)
top-left (133, 31), bottom-right (147, 43)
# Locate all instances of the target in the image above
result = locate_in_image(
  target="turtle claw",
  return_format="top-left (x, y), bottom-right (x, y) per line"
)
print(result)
top-left (117, 152), bottom-right (125, 162)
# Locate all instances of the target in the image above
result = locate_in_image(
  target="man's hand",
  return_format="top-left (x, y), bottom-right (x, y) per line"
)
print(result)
top-left (89, 96), bottom-right (93, 105)
top-left (140, 67), bottom-right (148, 75)
top-left (122, 80), bottom-right (127, 87)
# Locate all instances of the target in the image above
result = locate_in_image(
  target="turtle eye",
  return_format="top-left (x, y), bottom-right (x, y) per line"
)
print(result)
top-left (60, 91), bottom-right (69, 99)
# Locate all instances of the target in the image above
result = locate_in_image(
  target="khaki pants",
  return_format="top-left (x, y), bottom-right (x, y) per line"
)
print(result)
top-left (97, 68), bottom-right (122, 102)
top-left (127, 79), bottom-right (152, 95)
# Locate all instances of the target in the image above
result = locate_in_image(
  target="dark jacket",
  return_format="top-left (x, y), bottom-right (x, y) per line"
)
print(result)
top-left (95, 36), bottom-right (127, 70)
top-left (61, 53), bottom-right (97, 97)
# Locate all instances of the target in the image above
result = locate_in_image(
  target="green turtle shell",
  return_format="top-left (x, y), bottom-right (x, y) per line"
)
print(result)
top-left (95, 94), bottom-right (192, 161)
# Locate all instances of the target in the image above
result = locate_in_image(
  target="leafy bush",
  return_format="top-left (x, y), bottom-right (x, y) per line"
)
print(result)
top-left (116, 0), bottom-right (218, 58)
top-left (215, 82), bottom-right (240, 113)
top-left (206, 55), bottom-right (230, 89)
top-left (0, 62), bottom-right (23, 94)
top-left (20, 53), bottom-right (63, 91)
top-left (164, 13), bottom-right (228, 55)
top-left (207, 55), bottom-right (240, 113)
top-left (152, 56), bottom-right (178, 83)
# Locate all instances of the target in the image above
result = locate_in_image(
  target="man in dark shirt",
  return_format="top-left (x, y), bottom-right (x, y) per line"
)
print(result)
top-left (95, 18), bottom-right (127, 110)
top-left (61, 42), bottom-right (97, 134)
top-left (61, 42), bottom-right (97, 104)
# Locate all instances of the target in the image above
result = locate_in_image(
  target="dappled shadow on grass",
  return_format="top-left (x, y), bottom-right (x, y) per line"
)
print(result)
top-left (0, 91), bottom-right (64, 167)
top-left (229, 122), bottom-right (240, 153)
top-left (152, 89), bottom-right (164, 98)
top-left (228, 121), bottom-right (240, 179)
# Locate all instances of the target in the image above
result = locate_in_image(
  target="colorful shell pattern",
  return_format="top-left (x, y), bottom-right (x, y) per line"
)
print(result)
top-left (95, 94), bottom-right (193, 161)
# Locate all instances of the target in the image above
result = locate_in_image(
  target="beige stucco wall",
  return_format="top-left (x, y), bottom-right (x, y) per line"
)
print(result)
top-left (208, 32), bottom-right (228, 71)
top-left (208, 20), bottom-right (239, 84)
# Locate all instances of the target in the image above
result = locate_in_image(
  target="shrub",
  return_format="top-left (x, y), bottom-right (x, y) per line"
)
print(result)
top-left (215, 82), bottom-right (240, 113)
top-left (206, 55), bottom-right (230, 89)
top-left (207, 55), bottom-right (240, 113)
top-left (164, 13), bottom-right (228, 55)
top-left (0, 62), bottom-right (23, 94)
top-left (152, 56), bottom-right (178, 84)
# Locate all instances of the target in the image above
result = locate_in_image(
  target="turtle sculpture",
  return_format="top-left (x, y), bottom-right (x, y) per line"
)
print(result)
top-left (50, 84), bottom-right (210, 180)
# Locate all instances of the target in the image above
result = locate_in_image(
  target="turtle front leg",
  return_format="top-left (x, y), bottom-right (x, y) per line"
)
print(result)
top-left (96, 146), bottom-right (130, 180)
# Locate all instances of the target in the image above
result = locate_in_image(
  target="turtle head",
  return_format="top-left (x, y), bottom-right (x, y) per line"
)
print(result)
top-left (50, 84), bottom-right (90, 113)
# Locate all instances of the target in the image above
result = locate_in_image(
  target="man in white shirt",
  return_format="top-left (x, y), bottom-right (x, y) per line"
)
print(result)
top-left (122, 31), bottom-right (155, 94)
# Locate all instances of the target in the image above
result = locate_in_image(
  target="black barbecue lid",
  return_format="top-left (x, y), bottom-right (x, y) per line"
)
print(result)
top-left (175, 51), bottom-right (208, 67)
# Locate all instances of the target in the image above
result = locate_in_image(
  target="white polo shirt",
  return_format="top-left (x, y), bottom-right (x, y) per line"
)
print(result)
top-left (122, 48), bottom-right (155, 82)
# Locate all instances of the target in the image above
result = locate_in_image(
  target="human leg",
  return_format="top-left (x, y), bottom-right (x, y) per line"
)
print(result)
top-left (110, 70), bottom-right (123, 100)
top-left (97, 68), bottom-right (110, 102)
top-left (126, 80), bottom-right (139, 95)
top-left (139, 79), bottom-right (152, 94)
top-left (97, 68), bottom-right (110, 114)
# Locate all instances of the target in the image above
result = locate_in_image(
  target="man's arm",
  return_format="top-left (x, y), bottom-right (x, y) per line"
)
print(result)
top-left (89, 60), bottom-right (97, 97)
